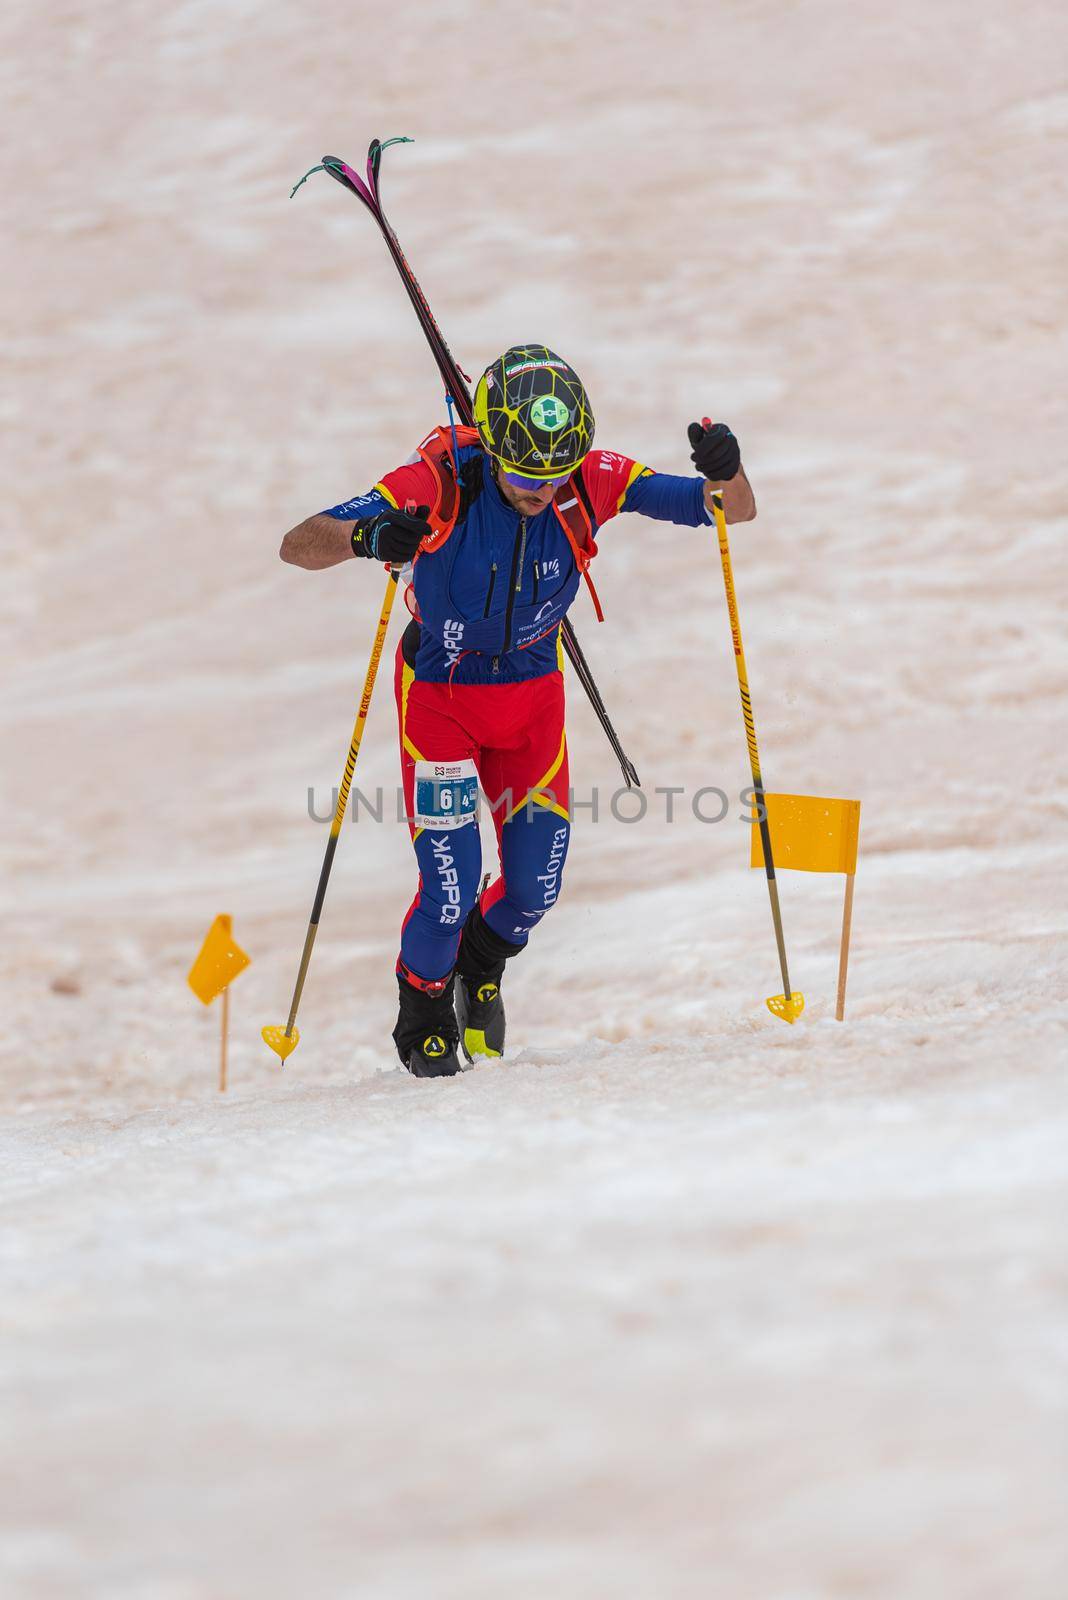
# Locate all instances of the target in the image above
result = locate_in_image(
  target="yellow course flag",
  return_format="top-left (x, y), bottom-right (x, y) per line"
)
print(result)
top-left (187, 914), bottom-right (251, 1004)
top-left (751, 794), bottom-right (861, 875)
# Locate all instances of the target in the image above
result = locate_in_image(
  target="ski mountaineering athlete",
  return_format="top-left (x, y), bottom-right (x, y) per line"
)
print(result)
top-left (280, 346), bottom-right (756, 1076)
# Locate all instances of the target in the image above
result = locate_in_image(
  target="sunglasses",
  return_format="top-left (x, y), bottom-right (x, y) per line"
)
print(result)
top-left (497, 465), bottom-right (573, 492)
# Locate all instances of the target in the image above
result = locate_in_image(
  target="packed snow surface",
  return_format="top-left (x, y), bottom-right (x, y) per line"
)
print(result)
top-left (2, 1), bottom-right (1066, 1596)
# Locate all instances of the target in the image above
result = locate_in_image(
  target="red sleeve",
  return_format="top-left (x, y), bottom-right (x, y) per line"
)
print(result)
top-left (375, 455), bottom-right (441, 513)
top-left (579, 449), bottom-right (650, 526)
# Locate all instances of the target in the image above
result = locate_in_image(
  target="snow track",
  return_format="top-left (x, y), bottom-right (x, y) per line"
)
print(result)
top-left (3, 1034), bottom-right (1065, 1597)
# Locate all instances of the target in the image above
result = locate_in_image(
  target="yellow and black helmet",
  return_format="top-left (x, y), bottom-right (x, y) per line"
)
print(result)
top-left (473, 344), bottom-right (594, 480)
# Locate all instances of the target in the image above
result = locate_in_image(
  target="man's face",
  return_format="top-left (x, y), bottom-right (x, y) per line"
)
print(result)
top-left (493, 464), bottom-right (563, 517)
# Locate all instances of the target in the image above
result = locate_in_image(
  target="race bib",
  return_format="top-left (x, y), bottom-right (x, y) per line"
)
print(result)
top-left (413, 759), bottom-right (478, 831)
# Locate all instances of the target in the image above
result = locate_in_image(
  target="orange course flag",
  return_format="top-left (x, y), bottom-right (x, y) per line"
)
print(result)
top-left (750, 794), bottom-right (861, 875)
top-left (187, 914), bottom-right (251, 1004)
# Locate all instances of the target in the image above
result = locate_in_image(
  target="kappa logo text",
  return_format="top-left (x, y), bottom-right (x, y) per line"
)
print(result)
top-left (442, 618), bottom-right (465, 666)
top-left (431, 836), bottom-right (463, 924)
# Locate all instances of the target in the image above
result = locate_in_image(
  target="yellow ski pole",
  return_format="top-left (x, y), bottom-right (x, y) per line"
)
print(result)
top-left (262, 568), bottom-right (400, 1062)
top-left (710, 489), bottom-right (804, 1023)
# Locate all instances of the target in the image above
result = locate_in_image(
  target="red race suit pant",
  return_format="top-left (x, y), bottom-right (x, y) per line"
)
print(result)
top-left (394, 644), bottom-right (571, 984)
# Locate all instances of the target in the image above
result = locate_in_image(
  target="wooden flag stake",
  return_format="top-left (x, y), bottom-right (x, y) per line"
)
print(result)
top-left (220, 985), bottom-right (230, 1091)
top-left (188, 913), bottom-right (250, 1092)
top-left (836, 874), bottom-right (856, 1022)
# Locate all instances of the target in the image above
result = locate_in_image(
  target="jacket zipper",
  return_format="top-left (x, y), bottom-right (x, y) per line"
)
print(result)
top-left (532, 560), bottom-right (540, 604)
top-left (495, 515), bottom-right (527, 671)
top-left (483, 561), bottom-right (497, 617)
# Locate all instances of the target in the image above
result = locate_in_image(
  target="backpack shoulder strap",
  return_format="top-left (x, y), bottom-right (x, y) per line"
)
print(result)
top-left (572, 464), bottom-right (597, 528)
top-left (414, 425), bottom-right (482, 555)
top-left (552, 469), bottom-right (605, 621)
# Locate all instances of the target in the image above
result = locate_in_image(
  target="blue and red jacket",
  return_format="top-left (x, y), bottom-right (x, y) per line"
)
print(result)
top-left (323, 441), bottom-right (712, 686)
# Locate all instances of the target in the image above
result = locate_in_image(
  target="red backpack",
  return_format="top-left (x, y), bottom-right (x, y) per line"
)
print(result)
top-left (412, 425), bottom-right (605, 621)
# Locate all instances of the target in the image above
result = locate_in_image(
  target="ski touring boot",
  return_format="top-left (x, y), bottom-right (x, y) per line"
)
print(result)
top-left (454, 904), bottom-right (522, 1064)
top-left (454, 973), bottom-right (506, 1063)
top-left (392, 964), bottom-right (463, 1078)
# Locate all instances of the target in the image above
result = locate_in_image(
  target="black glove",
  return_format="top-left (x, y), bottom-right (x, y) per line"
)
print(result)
top-left (351, 505), bottom-right (431, 563)
top-left (687, 420), bottom-right (740, 482)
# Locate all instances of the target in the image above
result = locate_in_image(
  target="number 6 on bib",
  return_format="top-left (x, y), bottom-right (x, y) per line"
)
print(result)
top-left (413, 759), bottom-right (479, 831)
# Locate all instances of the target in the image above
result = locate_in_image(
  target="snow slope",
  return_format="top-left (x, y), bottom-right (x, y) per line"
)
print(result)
top-left (2, 1), bottom-right (1066, 1595)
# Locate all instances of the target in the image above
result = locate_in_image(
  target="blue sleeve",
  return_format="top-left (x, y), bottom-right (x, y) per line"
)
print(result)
top-left (619, 471), bottom-right (711, 528)
top-left (320, 488), bottom-right (392, 521)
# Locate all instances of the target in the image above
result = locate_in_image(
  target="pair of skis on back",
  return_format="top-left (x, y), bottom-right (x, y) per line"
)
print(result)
top-left (306, 138), bottom-right (640, 791)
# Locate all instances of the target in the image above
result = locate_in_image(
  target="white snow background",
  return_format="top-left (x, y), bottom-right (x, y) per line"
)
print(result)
top-left (2, 1), bottom-right (1066, 1596)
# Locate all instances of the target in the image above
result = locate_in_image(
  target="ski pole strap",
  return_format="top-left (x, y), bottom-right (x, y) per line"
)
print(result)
top-left (445, 390), bottom-right (463, 471)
